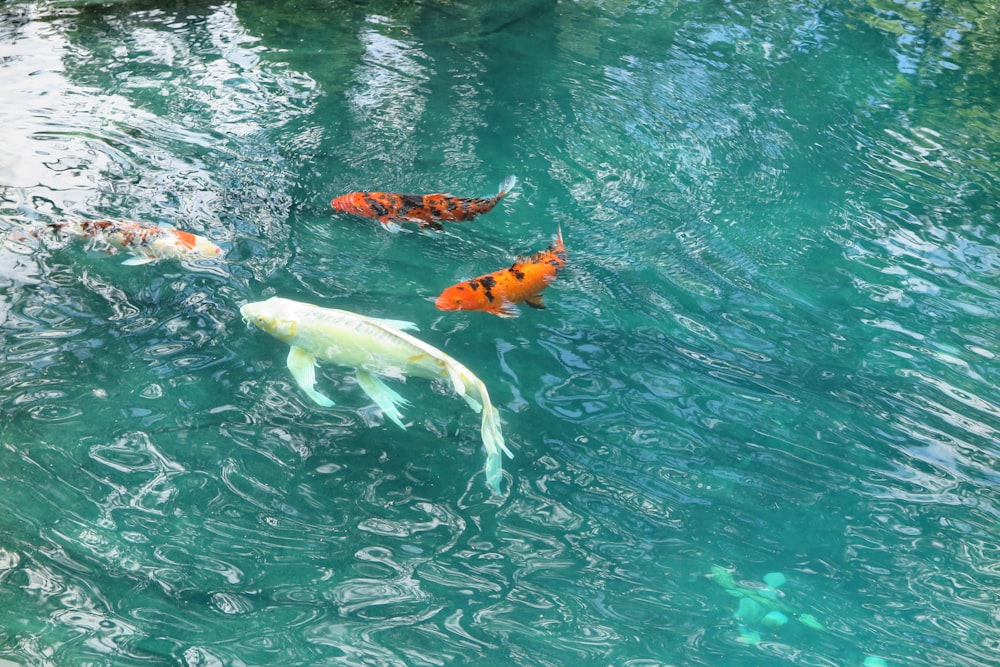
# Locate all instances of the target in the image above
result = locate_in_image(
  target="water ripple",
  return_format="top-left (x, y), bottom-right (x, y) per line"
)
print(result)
top-left (1, 1), bottom-right (999, 666)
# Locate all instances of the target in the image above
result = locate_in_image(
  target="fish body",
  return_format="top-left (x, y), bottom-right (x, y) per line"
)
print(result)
top-left (435, 227), bottom-right (566, 318)
top-left (331, 176), bottom-right (516, 231)
top-left (49, 219), bottom-right (222, 265)
top-left (707, 566), bottom-right (826, 632)
top-left (240, 296), bottom-right (512, 495)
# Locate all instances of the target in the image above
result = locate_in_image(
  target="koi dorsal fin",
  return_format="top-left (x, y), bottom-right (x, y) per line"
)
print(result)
top-left (367, 316), bottom-right (419, 332)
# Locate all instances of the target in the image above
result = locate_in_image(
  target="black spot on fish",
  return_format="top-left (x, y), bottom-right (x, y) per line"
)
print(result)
top-left (479, 275), bottom-right (497, 302)
top-left (401, 193), bottom-right (424, 210)
top-left (509, 267), bottom-right (525, 281)
top-left (468, 279), bottom-right (480, 291)
top-left (366, 195), bottom-right (389, 217)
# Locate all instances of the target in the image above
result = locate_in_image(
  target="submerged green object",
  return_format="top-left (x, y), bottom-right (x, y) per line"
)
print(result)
top-left (762, 572), bottom-right (786, 589)
top-left (760, 610), bottom-right (789, 629)
top-left (797, 613), bottom-right (826, 630)
top-left (736, 626), bottom-right (761, 645)
top-left (734, 597), bottom-right (767, 624)
top-left (709, 565), bottom-right (738, 590)
top-left (708, 566), bottom-right (825, 633)
top-left (863, 657), bottom-right (888, 667)
top-left (241, 296), bottom-right (513, 495)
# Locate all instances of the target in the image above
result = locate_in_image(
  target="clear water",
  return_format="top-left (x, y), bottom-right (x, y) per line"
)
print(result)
top-left (1, 0), bottom-right (998, 665)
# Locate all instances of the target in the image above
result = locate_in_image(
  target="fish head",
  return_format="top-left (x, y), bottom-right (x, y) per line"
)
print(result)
top-left (240, 298), bottom-right (298, 341)
top-left (435, 281), bottom-right (490, 312)
top-left (192, 235), bottom-right (224, 259)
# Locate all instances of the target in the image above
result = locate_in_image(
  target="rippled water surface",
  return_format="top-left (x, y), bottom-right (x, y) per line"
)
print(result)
top-left (2, 0), bottom-right (999, 665)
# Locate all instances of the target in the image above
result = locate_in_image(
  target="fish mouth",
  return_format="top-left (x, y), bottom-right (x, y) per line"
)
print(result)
top-left (434, 296), bottom-right (460, 311)
top-left (238, 304), bottom-right (257, 327)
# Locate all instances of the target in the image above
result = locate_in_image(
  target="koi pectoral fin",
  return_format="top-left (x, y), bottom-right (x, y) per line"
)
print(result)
top-left (378, 218), bottom-right (404, 233)
top-left (490, 301), bottom-right (520, 318)
top-left (356, 370), bottom-right (409, 430)
top-left (287, 346), bottom-right (334, 407)
top-left (524, 294), bottom-right (546, 310)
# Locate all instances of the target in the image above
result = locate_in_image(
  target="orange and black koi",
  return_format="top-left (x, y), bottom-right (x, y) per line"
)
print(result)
top-left (435, 228), bottom-right (566, 318)
top-left (331, 176), bottom-right (516, 231)
top-left (47, 219), bottom-right (222, 265)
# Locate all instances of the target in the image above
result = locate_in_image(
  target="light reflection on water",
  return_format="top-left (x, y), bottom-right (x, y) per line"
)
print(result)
top-left (1, 0), bottom-right (999, 666)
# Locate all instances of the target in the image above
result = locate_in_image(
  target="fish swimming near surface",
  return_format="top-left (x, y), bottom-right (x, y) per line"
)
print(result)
top-left (330, 175), bottom-right (517, 231)
top-left (435, 227), bottom-right (566, 318)
top-left (46, 219), bottom-right (223, 265)
top-left (240, 296), bottom-right (512, 495)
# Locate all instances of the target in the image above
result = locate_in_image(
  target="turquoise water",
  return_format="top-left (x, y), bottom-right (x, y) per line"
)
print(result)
top-left (1, 0), bottom-right (999, 664)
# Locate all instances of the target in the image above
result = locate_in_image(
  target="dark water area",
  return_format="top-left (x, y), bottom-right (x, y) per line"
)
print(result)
top-left (1, 0), bottom-right (999, 665)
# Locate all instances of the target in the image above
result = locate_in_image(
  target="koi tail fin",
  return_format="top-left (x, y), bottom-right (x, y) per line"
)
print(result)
top-left (480, 400), bottom-right (511, 496)
top-left (472, 377), bottom-right (512, 496)
top-left (497, 175), bottom-right (517, 197)
top-left (448, 367), bottom-right (512, 495)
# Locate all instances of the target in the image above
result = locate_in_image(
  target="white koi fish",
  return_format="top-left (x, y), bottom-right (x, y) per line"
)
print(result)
top-left (48, 219), bottom-right (222, 265)
top-left (240, 296), bottom-right (512, 495)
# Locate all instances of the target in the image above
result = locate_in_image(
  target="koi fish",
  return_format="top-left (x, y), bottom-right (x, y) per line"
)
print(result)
top-left (331, 175), bottom-right (517, 231)
top-left (240, 296), bottom-right (513, 495)
top-left (435, 227), bottom-right (566, 318)
top-left (707, 566), bottom-right (826, 639)
top-left (48, 219), bottom-right (222, 265)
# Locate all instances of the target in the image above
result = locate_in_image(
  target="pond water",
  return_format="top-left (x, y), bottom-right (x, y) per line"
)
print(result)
top-left (1, 1), bottom-right (998, 665)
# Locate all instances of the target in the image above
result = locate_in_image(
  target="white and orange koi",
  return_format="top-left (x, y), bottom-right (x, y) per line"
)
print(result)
top-left (47, 219), bottom-right (222, 265)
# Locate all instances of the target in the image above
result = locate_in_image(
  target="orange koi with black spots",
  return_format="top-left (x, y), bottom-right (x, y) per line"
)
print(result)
top-left (331, 176), bottom-right (516, 231)
top-left (48, 219), bottom-right (222, 265)
top-left (435, 228), bottom-right (566, 318)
